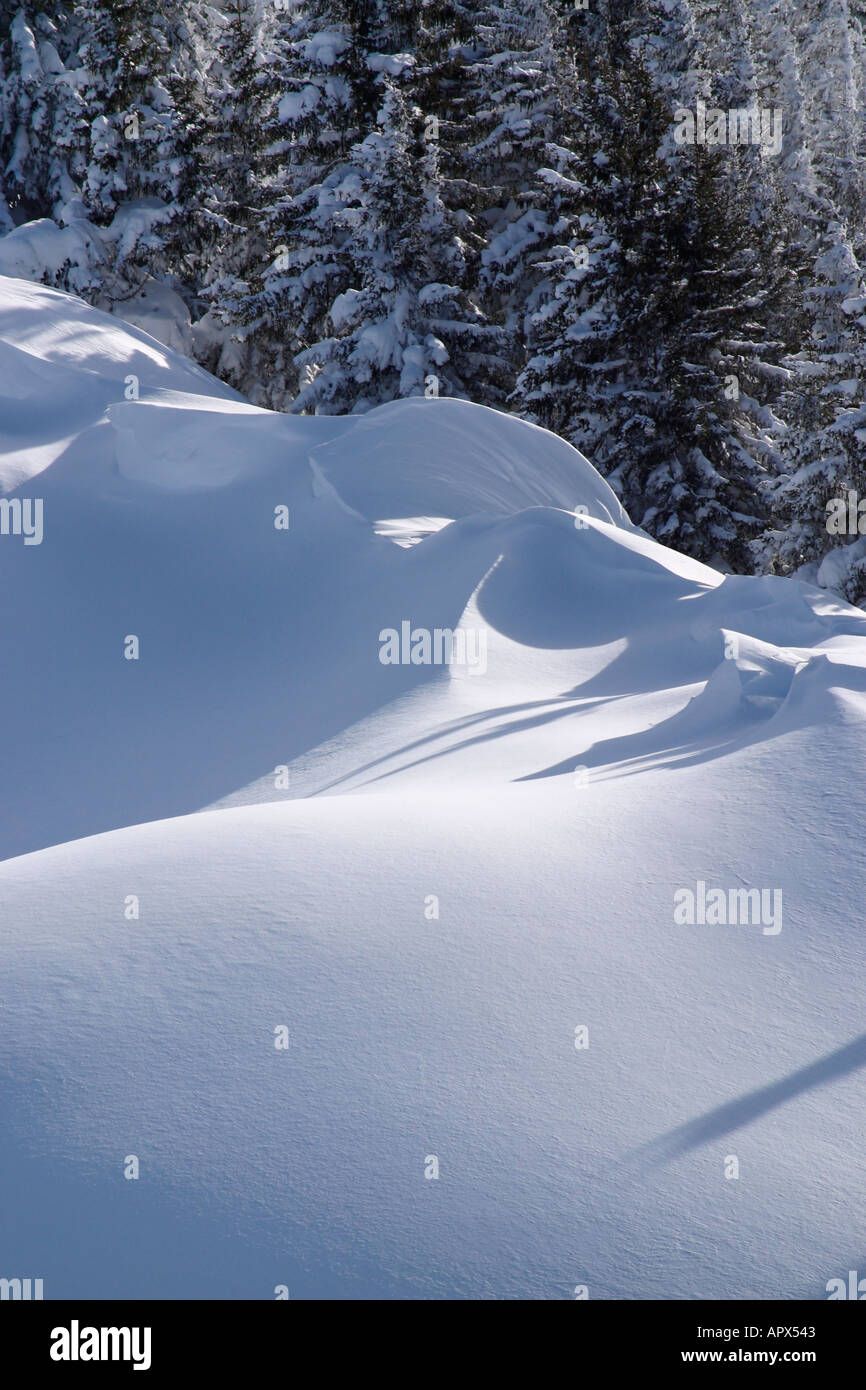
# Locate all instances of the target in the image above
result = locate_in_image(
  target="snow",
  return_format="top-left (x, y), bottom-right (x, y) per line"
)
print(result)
top-left (0, 216), bottom-right (106, 289)
top-left (299, 29), bottom-right (349, 68)
top-left (111, 278), bottom-right (194, 357)
top-left (103, 199), bottom-right (176, 266)
top-left (817, 535), bottom-right (866, 593)
top-left (367, 51), bottom-right (416, 77)
top-left (277, 85), bottom-right (321, 123)
top-left (2, 275), bottom-right (866, 1299)
top-left (0, 204), bottom-right (192, 355)
top-left (0, 276), bottom-right (242, 494)
top-left (10, 12), bottom-right (41, 84)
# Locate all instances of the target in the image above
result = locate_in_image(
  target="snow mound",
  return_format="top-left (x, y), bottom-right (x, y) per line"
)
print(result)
top-left (307, 396), bottom-right (633, 526)
top-left (0, 276), bottom-right (242, 492)
top-left (3, 276), bottom-right (866, 1300)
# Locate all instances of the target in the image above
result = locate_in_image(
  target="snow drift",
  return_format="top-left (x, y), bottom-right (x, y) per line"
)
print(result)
top-left (1, 276), bottom-right (866, 1300)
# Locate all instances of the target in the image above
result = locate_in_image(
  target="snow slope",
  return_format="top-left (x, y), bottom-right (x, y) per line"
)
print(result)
top-left (1, 275), bottom-right (865, 1300)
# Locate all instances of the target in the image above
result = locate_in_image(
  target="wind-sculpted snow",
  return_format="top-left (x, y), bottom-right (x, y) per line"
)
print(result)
top-left (1, 277), bottom-right (866, 1299)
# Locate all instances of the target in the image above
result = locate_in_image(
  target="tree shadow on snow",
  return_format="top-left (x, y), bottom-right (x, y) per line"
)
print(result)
top-left (625, 1032), bottom-right (866, 1171)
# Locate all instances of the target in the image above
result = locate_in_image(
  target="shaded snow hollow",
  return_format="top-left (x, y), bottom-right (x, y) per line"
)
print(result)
top-left (1, 276), bottom-right (866, 1300)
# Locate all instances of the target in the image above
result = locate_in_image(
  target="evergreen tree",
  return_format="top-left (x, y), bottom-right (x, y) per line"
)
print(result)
top-left (293, 76), bottom-right (508, 412)
top-left (769, 223), bottom-right (866, 600)
top-left (464, 0), bottom-right (561, 323)
top-left (211, 0), bottom-right (365, 407)
top-left (759, 0), bottom-right (866, 596)
top-left (514, 2), bottom-right (798, 570)
top-left (218, 0), bottom-right (507, 412)
top-left (0, 4), bottom-right (83, 224)
top-left (194, 0), bottom-right (266, 388)
top-left (95, 0), bottom-right (209, 282)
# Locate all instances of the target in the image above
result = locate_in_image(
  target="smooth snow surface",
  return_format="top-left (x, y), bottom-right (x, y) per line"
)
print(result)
top-left (1, 276), bottom-right (865, 1299)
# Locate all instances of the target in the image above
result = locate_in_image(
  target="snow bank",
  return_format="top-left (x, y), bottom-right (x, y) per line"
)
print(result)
top-left (0, 203), bottom-right (194, 354)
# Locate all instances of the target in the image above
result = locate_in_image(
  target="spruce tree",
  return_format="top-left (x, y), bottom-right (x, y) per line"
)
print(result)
top-left (514, 2), bottom-right (798, 571)
top-left (213, 0), bottom-right (365, 408)
top-left (0, 4), bottom-right (83, 225)
top-left (194, 0), bottom-right (265, 388)
top-left (759, 0), bottom-right (866, 598)
top-left (293, 76), bottom-right (508, 412)
top-left (219, 0), bottom-right (507, 412)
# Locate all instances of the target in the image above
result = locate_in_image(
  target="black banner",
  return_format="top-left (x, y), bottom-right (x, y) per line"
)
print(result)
top-left (1, 1300), bottom-right (860, 1375)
